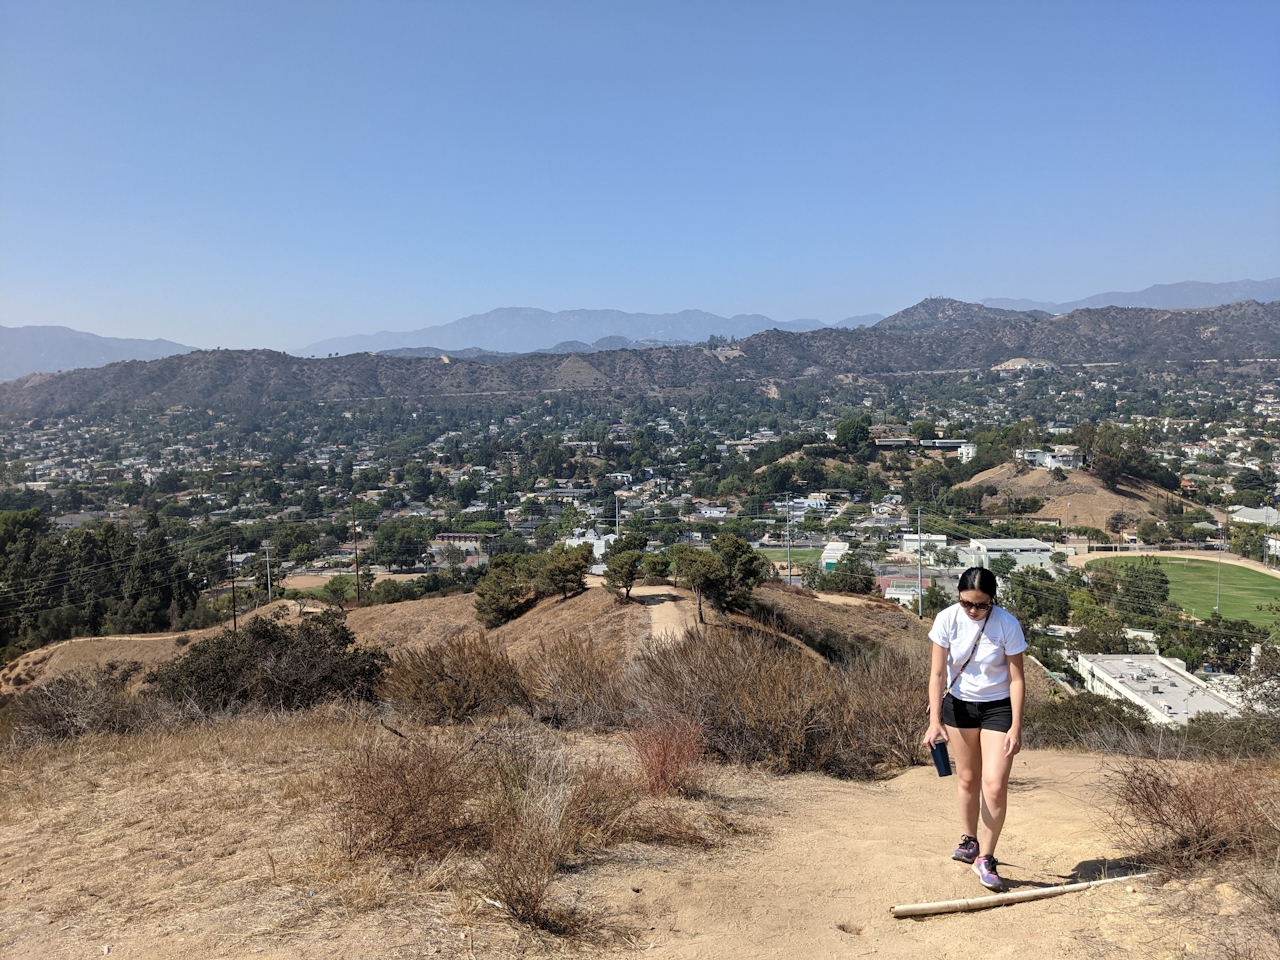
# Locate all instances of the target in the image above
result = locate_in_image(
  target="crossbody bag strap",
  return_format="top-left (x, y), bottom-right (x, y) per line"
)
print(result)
top-left (946, 609), bottom-right (992, 696)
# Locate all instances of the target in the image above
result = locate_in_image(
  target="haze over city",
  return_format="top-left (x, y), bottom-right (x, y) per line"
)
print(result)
top-left (2, 1), bottom-right (1277, 351)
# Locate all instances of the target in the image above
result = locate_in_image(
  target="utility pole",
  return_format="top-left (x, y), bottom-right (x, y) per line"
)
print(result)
top-left (917, 506), bottom-right (924, 618)
top-left (228, 538), bottom-right (237, 634)
top-left (352, 502), bottom-right (362, 607)
top-left (263, 543), bottom-right (272, 603)
top-left (616, 495), bottom-right (620, 538)
top-left (1216, 520), bottom-right (1223, 614)
top-left (786, 493), bottom-right (793, 585)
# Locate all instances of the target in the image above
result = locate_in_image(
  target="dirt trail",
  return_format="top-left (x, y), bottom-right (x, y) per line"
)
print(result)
top-left (628, 584), bottom-right (700, 640)
top-left (596, 751), bottom-right (1174, 960)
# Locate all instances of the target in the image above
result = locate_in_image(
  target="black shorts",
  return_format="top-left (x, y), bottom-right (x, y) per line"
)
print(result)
top-left (943, 694), bottom-right (1013, 733)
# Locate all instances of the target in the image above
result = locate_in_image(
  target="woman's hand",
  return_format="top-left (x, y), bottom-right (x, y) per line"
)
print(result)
top-left (1003, 727), bottom-right (1022, 758)
top-left (923, 722), bottom-right (949, 748)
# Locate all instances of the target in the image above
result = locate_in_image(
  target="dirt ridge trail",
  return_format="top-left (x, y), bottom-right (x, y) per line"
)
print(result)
top-left (595, 751), bottom-right (1175, 960)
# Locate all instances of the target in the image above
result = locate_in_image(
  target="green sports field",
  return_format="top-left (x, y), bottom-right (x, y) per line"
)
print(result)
top-left (759, 548), bottom-right (822, 566)
top-left (1086, 556), bottom-right (1280, 627)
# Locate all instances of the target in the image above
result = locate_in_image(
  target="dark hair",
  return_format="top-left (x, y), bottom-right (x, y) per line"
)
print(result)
top-left (958, 566), bottom-right (998, 598)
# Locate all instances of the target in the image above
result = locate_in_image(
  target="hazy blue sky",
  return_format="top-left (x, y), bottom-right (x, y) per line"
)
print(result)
top-left (2, 1), bottom-right (1277, 350)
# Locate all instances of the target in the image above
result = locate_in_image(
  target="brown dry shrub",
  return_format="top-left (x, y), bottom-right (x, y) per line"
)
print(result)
top-left (378, 633), bottom-right (530, 724)
top-left (334, 737), bottom-right (486, 861)
top-left (9, 663), bottom-right (185, 746)
top-left (630, 625), bottom-right (923, 778)
top-left (623, 716), bottom-right (705, 796)
top-left (521, 632), bottom-right (628, 729)
top-left (1104, 757), bottom-right (1279, 870)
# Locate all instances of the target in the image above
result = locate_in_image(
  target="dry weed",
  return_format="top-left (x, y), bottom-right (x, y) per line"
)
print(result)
top-left (1104, 757), bottom-right (1279, 870)
top-left (631, 624), bottom-right (922, 778)
top-left (334, 736), bottom-right (487, 861)
top-left (623, 716), bottom-right (706, 796)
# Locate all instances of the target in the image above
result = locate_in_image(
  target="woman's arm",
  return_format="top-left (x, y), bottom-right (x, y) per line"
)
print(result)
top-left (923, 642), bottom-right (950, 746)
top-left (1005, 652), bottom-right (1025, 757)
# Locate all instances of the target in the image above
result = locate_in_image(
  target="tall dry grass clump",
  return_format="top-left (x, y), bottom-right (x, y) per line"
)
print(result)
top-left (377, 633), bottom-right (530, 724)
top-left (328, 718), bottom-right (711, 931)
top-left (624, 716), bottom-right (706, 796)
top-left (335, 736), bottom-right (486, 861)
top-left (522, 632), bottom-right (629, 729)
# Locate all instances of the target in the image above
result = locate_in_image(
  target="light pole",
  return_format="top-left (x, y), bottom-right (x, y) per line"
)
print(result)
top-left (1215, 522), bottom-right (1223, 614)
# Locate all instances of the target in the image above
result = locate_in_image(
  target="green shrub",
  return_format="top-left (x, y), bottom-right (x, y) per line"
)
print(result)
top-left (146, 609), bottom-right (385, 713)
top-left (1023, 692), bottom-right (1150, 748)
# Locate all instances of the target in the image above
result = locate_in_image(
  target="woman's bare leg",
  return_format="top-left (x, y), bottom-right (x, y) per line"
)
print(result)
top-left (946, 725), bottom-right (982, 839)
top-left (977, 728), bottom-right (1016, 857)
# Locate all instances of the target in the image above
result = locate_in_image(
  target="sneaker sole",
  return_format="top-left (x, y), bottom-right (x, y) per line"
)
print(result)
top-left (972, 863), bottom-right (1003, 891)
top-left (952, 852), bottom-right (976, 864)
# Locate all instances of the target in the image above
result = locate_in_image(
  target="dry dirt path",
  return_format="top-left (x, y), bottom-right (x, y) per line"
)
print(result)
top-left (590, 751), bottom-right (1179, 960)
top-left (627, 584), bottom-right (700, 640)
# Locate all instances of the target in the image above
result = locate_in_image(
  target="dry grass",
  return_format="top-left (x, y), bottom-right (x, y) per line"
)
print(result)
top-left (630, 624), bottom-right (926, 778)
top-left (0, 706), bottom-right (499, 957)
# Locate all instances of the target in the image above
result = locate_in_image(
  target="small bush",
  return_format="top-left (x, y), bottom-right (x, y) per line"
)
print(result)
top-left (9, 662), bottom-right (178, 746)
top-left (378, 634), bottom-right (529, 724)
top-left (1104, 757), bottom-right (1278, 870)
top-left (146, 610), bottom-right (386, 713)
top-left (335, 738), bottom-right (485, 860)
top-left (624, 716), bottom-right (705, 796)
top-left (522, 632), bottom-right (628, 729)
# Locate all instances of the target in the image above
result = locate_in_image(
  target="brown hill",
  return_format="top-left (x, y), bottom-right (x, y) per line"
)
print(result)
top-left (960, 462), bottom-right (1165, 533)
top-left (2, 298), bottom-right (1278, 415)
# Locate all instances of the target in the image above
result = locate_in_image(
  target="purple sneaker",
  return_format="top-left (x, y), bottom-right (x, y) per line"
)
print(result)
top-left (951, 835), bottom-right (979, 864)
top-left (973, 855), bottom-right (1003, 891)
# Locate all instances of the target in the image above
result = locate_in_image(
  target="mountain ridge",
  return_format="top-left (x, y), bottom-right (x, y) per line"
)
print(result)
top-left (981, 277), bottom-right (1280, 314)
top-left (0, 326), bottom-right (195, 383)
top-left (297, 307), bottom-right (886, 356)
top-left (3, 298), bottom-right (1277, 417)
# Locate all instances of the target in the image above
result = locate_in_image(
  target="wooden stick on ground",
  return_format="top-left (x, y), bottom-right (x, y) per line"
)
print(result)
top-left (890, 872), bottom-right (1152, 918)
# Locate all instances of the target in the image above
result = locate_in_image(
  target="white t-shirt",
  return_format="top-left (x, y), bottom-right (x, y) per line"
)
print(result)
top-left (929, 603), bottom-right (1027, 703)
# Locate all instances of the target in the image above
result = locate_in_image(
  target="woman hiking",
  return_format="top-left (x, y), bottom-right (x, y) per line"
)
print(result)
top-left (923, 566), bottom-right (1027, 892)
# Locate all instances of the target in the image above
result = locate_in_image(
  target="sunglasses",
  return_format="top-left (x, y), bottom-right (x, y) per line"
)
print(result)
top-left (959, 599), bottom-right (993, 612)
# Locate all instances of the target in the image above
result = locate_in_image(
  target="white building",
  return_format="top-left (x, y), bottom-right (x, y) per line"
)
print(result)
top-left (1015, 445), bottom-right (1082, 471)
top-left (1075, 653), bottom-right (1238, 725)
top-left (900, 533), bottom-right (948, 556)
top-left (563, 532), bottom-right (617, 558)
top-left (820, 541), bottom-right (851, 571)
top-left (960, 538), bottom-right (1055, 571)
top-left (957, 442), bottom-right (978, 464)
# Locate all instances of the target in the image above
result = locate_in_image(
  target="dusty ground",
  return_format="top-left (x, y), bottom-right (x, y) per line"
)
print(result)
top-left (0, 715), bottom-right (1226, 960)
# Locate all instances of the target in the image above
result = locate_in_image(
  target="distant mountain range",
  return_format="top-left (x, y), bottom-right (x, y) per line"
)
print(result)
top-left (0, 326), bottom-right (194, 383)
top-left (2, 276), bottom-right (1275, 383)
top-left (298, 308), bottom-right (886, 357)
top-left (981, 277), bottom-right (1280, 314)
top-left (4, 296), bottom-right (1277, 416)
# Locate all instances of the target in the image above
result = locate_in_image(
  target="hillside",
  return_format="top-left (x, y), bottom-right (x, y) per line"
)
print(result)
top-left (960, 462), bottom-right (1168, 533)
top-left (2, 298), bottom-right (1278, 416)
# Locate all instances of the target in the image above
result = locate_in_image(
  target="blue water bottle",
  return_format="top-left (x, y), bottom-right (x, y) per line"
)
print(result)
top-left (930, 738), bottom-right (953, 777)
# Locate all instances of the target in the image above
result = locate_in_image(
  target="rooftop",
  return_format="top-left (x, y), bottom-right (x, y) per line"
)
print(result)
top-left (1077, 654), bottom-right (1237, 723)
